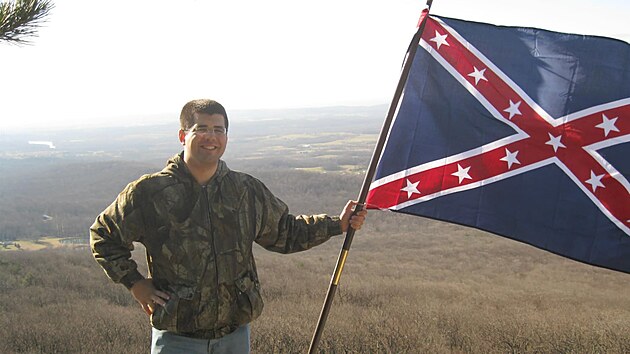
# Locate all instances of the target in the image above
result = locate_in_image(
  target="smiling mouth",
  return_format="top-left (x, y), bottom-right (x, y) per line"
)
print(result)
top-left (201, 146), bottom-right (218, 151)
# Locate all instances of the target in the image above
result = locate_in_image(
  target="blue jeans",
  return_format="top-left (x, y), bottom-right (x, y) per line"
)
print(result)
top-left (151, 325), bottom-right (250, 354)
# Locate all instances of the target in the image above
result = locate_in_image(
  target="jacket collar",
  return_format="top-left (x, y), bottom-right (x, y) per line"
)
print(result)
top-left (164, 151), bottom-right (230, 185)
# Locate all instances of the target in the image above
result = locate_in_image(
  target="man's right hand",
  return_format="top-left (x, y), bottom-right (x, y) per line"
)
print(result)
top-left (130, 278), bottom-right (170, 316)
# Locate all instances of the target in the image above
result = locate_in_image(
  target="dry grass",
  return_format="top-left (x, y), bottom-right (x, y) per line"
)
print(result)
top-left (1, 237), bottom-right (84, 251)
top-left (253, 213), bottom-right (630, 353)
top-left (1, 213), bottom-right (629, 353)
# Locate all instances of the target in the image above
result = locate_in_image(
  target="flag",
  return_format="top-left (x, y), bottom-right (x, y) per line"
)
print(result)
top-left (366, 15), bottom-right (630, 274)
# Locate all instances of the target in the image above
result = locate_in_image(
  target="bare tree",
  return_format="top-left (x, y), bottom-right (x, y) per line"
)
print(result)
top-left (0, 0), bottom-right (54, 44)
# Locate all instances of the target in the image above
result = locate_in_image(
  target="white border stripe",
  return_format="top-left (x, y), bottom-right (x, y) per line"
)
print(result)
top-left (370, 134), bottom-right (523, 188)
top-left (584, 133), bottom-right (630, 194)
top-left (554, 159), bottom-right (630, 236)
top-left (390, 158), bottom-right (556, 210)
top-left (562, 98), bottom-right (630, 124)
top-left (419, 37), bottom-right (526, 134)
top-left (433, 17), bottom-right (557, 124)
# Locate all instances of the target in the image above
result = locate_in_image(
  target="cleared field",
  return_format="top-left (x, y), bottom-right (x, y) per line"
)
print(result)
top-left (1, 237), bottom-right (87, 251)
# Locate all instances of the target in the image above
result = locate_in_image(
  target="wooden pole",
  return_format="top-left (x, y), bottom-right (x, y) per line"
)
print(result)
top-left (307, 3), bottom-right (433, 352)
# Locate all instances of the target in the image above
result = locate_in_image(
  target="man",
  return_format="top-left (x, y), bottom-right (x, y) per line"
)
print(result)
top-left (90, 99), bottom-right (367, 353)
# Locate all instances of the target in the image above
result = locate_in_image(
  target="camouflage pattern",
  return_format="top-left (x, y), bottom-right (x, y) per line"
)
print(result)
top-left (90, 153), bottom-right (342, 337)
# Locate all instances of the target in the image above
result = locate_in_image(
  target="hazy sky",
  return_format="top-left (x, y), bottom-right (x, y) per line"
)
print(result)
top-left (1, 0), bottom-right (629, 131)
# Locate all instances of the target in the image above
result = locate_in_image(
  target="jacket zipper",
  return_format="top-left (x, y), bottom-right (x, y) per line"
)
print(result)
top-left (202, 185), bottom-right (221, 326)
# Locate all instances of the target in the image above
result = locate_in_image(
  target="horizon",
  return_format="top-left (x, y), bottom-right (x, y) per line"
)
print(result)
top-left (0, 103), bottom-right (389, 135)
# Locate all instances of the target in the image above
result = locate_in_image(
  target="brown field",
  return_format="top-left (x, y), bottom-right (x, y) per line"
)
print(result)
top-left (1, 237), bottom-right (85, 252)
top-left (1, 213), bottom-right (629, 353)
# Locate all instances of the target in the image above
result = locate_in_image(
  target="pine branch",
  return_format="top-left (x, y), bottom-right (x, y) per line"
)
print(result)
top-left (0, 0), bottom-right (54, 44)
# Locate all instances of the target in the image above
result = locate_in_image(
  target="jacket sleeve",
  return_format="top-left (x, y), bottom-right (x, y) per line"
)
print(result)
top-left (253, 180), bottom-right (343, 254)
top-left (90, 180), bottom-right (147, 289)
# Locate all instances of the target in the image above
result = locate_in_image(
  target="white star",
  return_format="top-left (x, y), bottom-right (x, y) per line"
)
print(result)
top-left (401, 179), bottom-right (421, 199)
top-left (430, 31), bottom-right (449, 50)
top-left (595, 114), bottom-right (619, 137)
top-left (500, 148), bottom-right (521, 169)
top-left (585, 171), bottom-right (606, 192)
top-left (503, 100), bottom-right (522, 120)
top-left (451, 164), bottom-right (472, 184)
top-left (545, 133), bottom-right (566, 153)
top-left (468, 67), bottom-right (488, 85)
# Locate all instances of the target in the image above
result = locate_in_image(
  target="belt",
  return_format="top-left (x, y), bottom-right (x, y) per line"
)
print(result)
top-left (178, 324), bottom-right (239, 340)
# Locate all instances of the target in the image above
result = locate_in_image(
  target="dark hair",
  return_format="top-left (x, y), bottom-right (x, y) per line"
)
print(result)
top-left (179, 99), bottom-right (229, 132)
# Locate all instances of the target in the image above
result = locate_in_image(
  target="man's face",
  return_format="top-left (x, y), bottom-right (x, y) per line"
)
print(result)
top-left (179, 112), bottom-right (228, 169)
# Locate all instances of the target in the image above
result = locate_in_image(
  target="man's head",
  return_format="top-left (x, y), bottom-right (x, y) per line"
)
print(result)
top-left (178, 99), bottom-right (229, 177)
top-left (179, 99), bottom-right (229, 132)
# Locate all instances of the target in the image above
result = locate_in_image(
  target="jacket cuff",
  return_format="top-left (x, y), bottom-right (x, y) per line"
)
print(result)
top-left (330, 216), bottom-right (343, 236)
top-left (119, 269), bottom-right (145, 290)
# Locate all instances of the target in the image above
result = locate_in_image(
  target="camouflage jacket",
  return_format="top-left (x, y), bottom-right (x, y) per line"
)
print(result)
top-left (90, 153), bottom-right (342, 337)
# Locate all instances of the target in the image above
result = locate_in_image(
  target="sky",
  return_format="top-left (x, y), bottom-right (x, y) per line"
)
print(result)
top-left (1, 0), bottom-right (629, 131)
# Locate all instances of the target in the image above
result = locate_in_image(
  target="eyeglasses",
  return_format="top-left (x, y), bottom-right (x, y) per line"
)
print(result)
top-left (185, 125), bottom-right (227, 136)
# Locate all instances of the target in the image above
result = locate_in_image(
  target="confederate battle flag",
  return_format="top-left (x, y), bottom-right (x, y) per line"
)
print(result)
top-left (366, 15), bottom-right (630, 274)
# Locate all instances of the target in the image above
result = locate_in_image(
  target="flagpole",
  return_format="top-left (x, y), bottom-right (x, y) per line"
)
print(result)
top-left (307, 2), bottom-right (433, 353)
